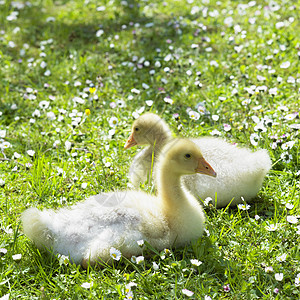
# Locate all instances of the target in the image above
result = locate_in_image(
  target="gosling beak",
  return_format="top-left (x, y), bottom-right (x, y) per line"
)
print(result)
top-left (124, 132), bottom-right (137, 149)
top-left (195, 157), bottom-right (217, 177)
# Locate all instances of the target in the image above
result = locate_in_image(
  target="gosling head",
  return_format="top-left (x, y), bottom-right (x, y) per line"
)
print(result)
top-left (160, 139), bottom-right (217, 177)
top-left (124, 113), bottom-right (172, 149)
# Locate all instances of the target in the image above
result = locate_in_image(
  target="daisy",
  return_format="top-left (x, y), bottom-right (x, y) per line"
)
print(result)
top-left (250, 133), bottom-right (260, 146)
top-left (223, 284), bottom-right (230, 292)
top-left (0, 179), bottom-right (5, 187)
top-left (265, 224), bottom-right (277, 231)
top-left (182, 289), bottom-right (194, 297)
top-left (81, 282), bottom-right (92, 289)
top-left (295, 274), bottom-right (300, 287)
top-left (27, 150), bottom-right (35, 157)
top-left (164, 97), bottom-right (174, 104)
top-left (190, 259), bottom-right (202, 266)
top-left (110, 247), bottom-right (121, 261)
top-left (109, 117), bottom-right (118, 127)
top-left (281, 152), bottom-right (292, 163)
top-left (136, 256), bottom-right (144, 264)
top-left (145, 100), bottom-right (153, 106)
top-left (275, 273), bottom-right (283, 281)
top-left (223, 124), bottom-right (231, 132)
top-left (137, 240), bottom-right (144, 247)
top-left (280, 61), bottom-right (290, 69)
top-left (277, 253), bottom-right (287, 262)
top-left (265, 266), bottom-right (273, 273)
top-left (152, 262), bottom-right (159, 270)
top-left (39, 100), bottom-right (49, 109)
top-left (12, 254), bottom-right (22, 261)
top-left (287, 215), bottom-right (298, 224)
top-left (189, 110), bottom-right (200, 120)
top-left (238, 203), bottom-right (251, 210)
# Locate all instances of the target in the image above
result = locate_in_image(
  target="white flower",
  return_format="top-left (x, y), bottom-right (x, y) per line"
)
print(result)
top-left (0, 248), bottom-right (7, 255)
top-left (295, 273), bottom-right (300, 286)
top-left (287, 215), bottom-right (298, 224)
top-left (96, 29), bottom-right (104, 37)
top-left (142, 83), bottom-right (149, 89)
top-left (81, 182), bottom-right (88, 189)
top-left (0, 130), bottom-right (6, 138)
top-left (182, 289), bottom-right (194, 297)
top-left (65, 141), bottom-right (72, 151)
top-left (189, 110), bottom-right (200, 120)
top-left (204, 296), bottom-right (212, 300)
top-left (280, 61), bottom-right (290, 69)
top-left (72, 96), bottom-right (85, 104)
top-left (265, 266), bottom-right (273, 273)
top-left (32, 109), bottom-right (41, 117)
top-left (145, 100), bottom-right (153, 106)
top-left (238, 204), bottom-right (251, 210)
top-left (47, 111), bottom-right (56, 120)
top-left (210, 129), bottom-right (221, 136)
top-left (250, 133), bottom-right (260, 146)
top-left (210, 60), bottom-right (219, 67)
top-left (152, 262), bottom-right (159, 270)
top-left (110, 247), bottom-right (121, 261)
top-left (255, 215), bottom-right (260, 221)
top-left (265, 224), bottom-right (277, 231)
top-left (81, 282), bottom-right (92, 289)
top-left (275, 273), bottom-right (283, 281)
top-left (223, 124), bottom-right (231, 132)
top-left (257, 75), bottom-right (266, 81)
top-left (40, 61), bottom-right (47, 68)
top-left (164, 54), bottom-right (172, 62)
top-left (212, 115), bottom-right (219, 121)
top-left (0, 179), bottom-right (5, 187)
top-left (0, 294), bottom-right (10, 300)
top-left (284, 113), bottom-right (297, 121)
top-left (136, 255), bottom-right (144, 264)
top-left (44, 70), bottom-right (51, 76)
top-left (131, 88), bottom-right (140, 94)
top-left (286, 203), bottom-right (294, 210)
top-left (12, 254), bottom-right (22, 261)
top-left (164, 97), bottom-right (174, 104)
top-left (190, 259), bottom-right (202, 266)
top-left (58, 254), bottom-right (69, 265)
top-left (109, 117), bottom-right (118, 127)
top-left (277, 253), bottom-right (287, 262)
top-left (27, 150), bottom-right (35, 157)
top-left (281, 152), bottom-right (292, 163)
top-left (39, 101), bottom-right (49, 109)
top-left (204, 197), bottom-right (212, 206)
top-left (154, 61), bottom-right (161, 68)
top-left (137, 240), bottom-right (144, 247)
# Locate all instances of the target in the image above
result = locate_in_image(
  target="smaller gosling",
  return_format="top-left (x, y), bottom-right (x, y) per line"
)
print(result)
top-left (125, 113), bottom-right (272, 208)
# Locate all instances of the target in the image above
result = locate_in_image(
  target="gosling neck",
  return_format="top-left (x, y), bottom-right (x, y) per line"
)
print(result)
top-left (150, 133), bottom-right (173, 153)
top-left (157, 162), bottom-right (187, 213)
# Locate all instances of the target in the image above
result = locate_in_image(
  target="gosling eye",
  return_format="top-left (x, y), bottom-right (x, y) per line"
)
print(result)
top-left (184, 153), bottom-right (191, 159)
top-left (134, 127), bottom-right (139, 132)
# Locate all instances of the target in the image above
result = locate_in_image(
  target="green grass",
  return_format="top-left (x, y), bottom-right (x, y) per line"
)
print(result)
top-left (0, 0), bottom-right (299, 298)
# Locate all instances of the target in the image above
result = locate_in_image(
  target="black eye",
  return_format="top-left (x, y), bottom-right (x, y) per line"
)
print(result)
top-left (135, 127), bottom-right (139, 131)
top-left (184, 153), bottom-right (191, 159)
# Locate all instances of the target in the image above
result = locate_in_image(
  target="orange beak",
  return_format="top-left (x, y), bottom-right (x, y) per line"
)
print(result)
top-left (124, 132), bottom-right (137, 149)
top-left (195, 157), bottom-right (217, 177)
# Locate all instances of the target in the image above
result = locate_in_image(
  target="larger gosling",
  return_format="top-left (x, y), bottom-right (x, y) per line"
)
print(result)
top-left (22, 139), bottom-right (216, 267)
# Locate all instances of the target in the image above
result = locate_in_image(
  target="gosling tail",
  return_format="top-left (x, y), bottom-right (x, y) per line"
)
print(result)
top-left (21, 208), bottom-right (54, 250)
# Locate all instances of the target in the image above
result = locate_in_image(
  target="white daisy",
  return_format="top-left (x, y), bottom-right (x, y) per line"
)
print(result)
top-left (110, 247), bottom-right (121, 261)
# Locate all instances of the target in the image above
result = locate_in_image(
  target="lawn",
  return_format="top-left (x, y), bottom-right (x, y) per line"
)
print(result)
top-left (0, 0), bottom-right (299, 299)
